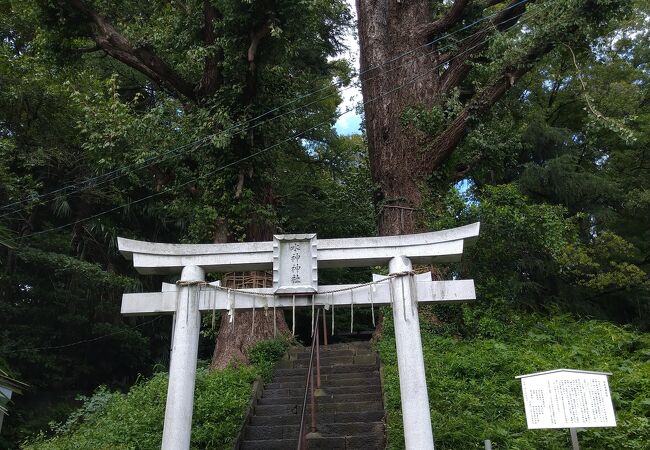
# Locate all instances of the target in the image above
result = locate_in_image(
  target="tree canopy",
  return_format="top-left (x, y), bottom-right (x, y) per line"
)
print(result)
top-left (0, 0), bottom-right (648, 448)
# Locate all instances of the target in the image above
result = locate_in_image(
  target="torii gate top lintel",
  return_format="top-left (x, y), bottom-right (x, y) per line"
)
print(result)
top-left (117, 222), bottom-right (480, 275)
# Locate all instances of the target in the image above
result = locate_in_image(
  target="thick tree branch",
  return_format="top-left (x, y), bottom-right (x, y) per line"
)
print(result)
top-left (248, 22), bottom-right (271, 69)
top-left (439, 0), bottom-right (530, 94)
top-left (65, 0), bottom-right (196, 101)
top-left (244, 22), bottom-right (271, 102)
top-left (195, 0), bottom-right (223, 100)
top-left (417, 0), bottom-right (470, 38)
top-left (422, 40), bottom-right (555, 173)
top-left (74, 43), bottom-right (102, 53)
top-left (481, 0), bottom-right (509, 7)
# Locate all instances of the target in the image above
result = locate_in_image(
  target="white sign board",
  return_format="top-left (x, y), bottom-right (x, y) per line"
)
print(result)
top-left (517, 369), bottom-right (616, 429)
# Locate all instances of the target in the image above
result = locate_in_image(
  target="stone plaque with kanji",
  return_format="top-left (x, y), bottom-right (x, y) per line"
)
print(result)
top-left (272, 234), bottom-right (318, 295)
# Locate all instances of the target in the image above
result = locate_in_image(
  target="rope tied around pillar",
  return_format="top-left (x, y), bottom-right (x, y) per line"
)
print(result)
top-left (175, 280), bottom-right (208, 287)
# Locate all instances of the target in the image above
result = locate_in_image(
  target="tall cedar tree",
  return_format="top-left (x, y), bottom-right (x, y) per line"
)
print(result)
top-left (355, 0), bottom-right (628, 235)
top-left (44, 0), bottom-right (349, 367)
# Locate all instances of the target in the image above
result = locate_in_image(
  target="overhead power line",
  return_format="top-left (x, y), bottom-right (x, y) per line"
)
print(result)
top-left (0, 0), bottom-right (529, 217)
top-left (25, 6), bottom-right (539, 238)
top-left (2, 316), bottom-right (161, 354)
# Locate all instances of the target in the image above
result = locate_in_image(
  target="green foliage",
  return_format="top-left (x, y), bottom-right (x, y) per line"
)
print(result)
top-left (0, 1), bottom-right (355, 445)
top-left (25, 336), bottom-right (291, 450)
top-left (16, 247), bottom-right (137, 290)
top-left (401, 90), bottom-right (463, 137)
top-left (246, 336), bottom-right (291, 380)
top-left (47, 387), bottom-right (118, 436)
top-left (427, 183), bottom-right (649, 325)
top-left (378, 309), bottom-right (650, 450)
top-left (275, 134), bottom-right (376, 238)
top-left (24, 367), bottom-right (257, 450)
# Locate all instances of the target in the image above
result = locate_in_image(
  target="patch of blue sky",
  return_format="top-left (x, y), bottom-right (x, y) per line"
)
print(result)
top-left (331, 0), bottom-right (362, 136)
top-left (335, 113), bottom-right (362, 135)
top-left (455, 178), bottom-right (478, 206)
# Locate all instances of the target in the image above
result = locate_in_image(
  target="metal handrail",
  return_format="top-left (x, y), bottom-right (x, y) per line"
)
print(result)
top-left (296, 308), bottom-right (321, 450)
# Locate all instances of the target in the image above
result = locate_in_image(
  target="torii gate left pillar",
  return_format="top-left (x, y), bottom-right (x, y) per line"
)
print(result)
top-left (117, 223), bottom-right (480, 450)
top-left (161, 265), bottom-right (204, 450)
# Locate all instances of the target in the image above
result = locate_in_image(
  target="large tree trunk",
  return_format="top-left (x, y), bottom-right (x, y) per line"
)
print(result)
top-left (357, 0), bottom-right (437, 235)
top-left (356, 0), bottom-right (550, 236)
top-left (210, 181), bottom-right (291, 369)
top-left (65, 0), bottom-right (292, 369)
top-left (210, 271), bottom-right (290, 369)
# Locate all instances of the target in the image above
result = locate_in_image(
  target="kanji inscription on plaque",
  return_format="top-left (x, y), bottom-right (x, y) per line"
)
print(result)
top-left (517, 369), bottom-right (616, 429)
top-left (272, 234), bottom-right (318, 295)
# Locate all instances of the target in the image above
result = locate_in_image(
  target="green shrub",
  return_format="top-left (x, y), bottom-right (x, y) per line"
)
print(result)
top-left (247, 337), bottom-right (291, 380)
top-left (24, 336), bottom-right (294, 450)
top-left (25, 367), bottom-right (258, 450)
top-left (378, 308), bottom-right (650, 450)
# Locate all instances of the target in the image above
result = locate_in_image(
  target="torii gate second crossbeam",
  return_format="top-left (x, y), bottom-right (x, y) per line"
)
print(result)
top-left (118, 222), bottom-right (480, 450)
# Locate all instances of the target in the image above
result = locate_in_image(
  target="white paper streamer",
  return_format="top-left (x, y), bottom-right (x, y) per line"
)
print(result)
top-left (409, 274), bottom-right (417, 317)
top-left (251, 295), bottom-right (256, 334)
top-left (273, 296), bottom-right (277, 337)
top-left (350, 289), bottom-right (354, 333)
top-left (211, 288), bottom-right (216, 329)
top-left (311, 295), bottom-right (315, 336)
top-left (227, 288), bottom-right (233, 323)
top-left (369, 285), bottom-right (376, 326)
top-left (401, 277), bottom-right (407, 322)
top-left (292, 294), bottom-right (296, 336)
top-left (330, 292), bottom-right (335, 336)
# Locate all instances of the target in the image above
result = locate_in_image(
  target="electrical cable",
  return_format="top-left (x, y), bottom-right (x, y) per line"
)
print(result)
top-left (24, 7), bottom-right (538, 238)
top-left (0, 0), bottom-right (529, 217)
top-left (2, 316), bottom-right (162, 354)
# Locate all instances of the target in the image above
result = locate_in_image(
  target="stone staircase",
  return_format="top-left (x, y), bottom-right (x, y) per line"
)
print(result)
top-left (239, 342), bottom-right (385, 449)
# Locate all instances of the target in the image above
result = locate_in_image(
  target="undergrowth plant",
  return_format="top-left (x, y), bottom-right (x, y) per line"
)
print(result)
top-left (24, 337), bottom-right (292, 450)
top-left (378, 306), bottom-right (650, 450)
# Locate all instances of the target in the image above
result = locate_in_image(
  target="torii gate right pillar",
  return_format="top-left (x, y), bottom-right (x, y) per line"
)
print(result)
top-left (390, 256), bottom-right (435, 450)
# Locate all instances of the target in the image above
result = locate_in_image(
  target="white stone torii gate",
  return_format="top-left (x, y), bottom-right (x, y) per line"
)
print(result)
top-left (118, 222), bottom-right (480, 450)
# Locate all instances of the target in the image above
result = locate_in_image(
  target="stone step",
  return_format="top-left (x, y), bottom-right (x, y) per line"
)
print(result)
top-left (250, 410), bottom-right (385, 426)
top-left (258, 392), bottom-right (382, 405)
top-left (277, 354), bottom-right (378, 369)
top-left (254, 400), bottom-right (382, 417)
top-left (273, 364), bottom-right (378, 378)
top-left (263, 384), bottom-right (381, 398)
top-left (240, 342), bottom-right (384, 449)
top-left (240, 432), bottom-right (384, 450)
top-left (272, 370), bottom-right (380, 383)
top-left (244, 421), bottom-right (384, 440)
top-left (288, 345), bottom-right (374, 358)
top-left (270, 373), bottom-right (380, 386)
top-left (265, 375), bottom-right (380, 390)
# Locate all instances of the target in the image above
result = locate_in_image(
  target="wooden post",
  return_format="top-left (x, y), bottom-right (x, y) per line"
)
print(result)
top-left (570, 428), bottom-right (580, 450)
